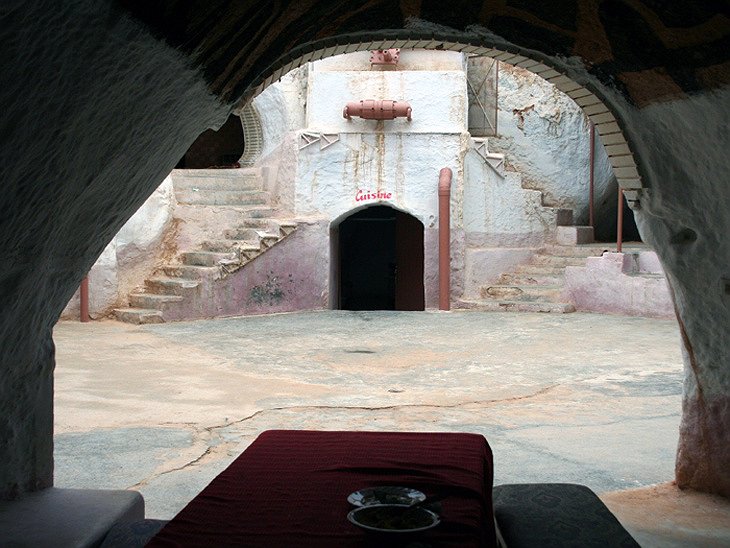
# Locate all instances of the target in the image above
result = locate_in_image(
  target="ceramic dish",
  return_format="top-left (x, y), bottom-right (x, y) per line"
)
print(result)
top-left (347, 486), bottom-right (426, 507)
top-left (347, 504), bottom-right (440, 534)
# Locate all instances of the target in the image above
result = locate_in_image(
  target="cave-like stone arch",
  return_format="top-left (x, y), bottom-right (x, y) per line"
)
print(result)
top-left (1, 2), bottom-right (728, 500)
top-left (241, 34), bottom-right (646, 210)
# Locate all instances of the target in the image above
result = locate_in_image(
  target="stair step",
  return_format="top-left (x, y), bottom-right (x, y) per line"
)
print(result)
top-left (556, 225), bottom-right (595, 245)
top-left (145, 277), bottom-right (200, 295)
top-left (458, 299), bottom-right (576, 313)
top-left (540, 244), bottom-right (612, 258)
top-left (171, 170), bottom-right (262, 192)
top-left (128, 293), bottom-right (183, 310)
top-left (159, 265), bottom-right (220, 280)
top-left (530, 255), bottom-right (587, 267)
top-left (202, 239), bottom-right (260, 253)
top-left (113, 308), bottom-right (165, 324)
top-left (259, 233), bottom-right (280, 248)
top-left (499, 271), bottom-right (565, 285)
top-left (235, 218), bottom-right (279, 231)
top-left (182, 251), bottom-right (237, 267)
top-left (513, 264), bottom-right (566, 275)
top-left (175, 190), bottom-right (269, 206)
top-left (555, 208), bottom-right (574, 227)
top-left (479, 284), bottom-right (563, 301)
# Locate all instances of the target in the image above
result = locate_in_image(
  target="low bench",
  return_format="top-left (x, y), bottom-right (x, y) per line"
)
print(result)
top-left (0, 488), bottom-right (143, 548)
top-left (493, 483), bottom-right (640, 547)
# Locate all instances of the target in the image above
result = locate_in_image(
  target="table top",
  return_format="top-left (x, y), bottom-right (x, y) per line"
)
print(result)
top-left (147, 430), bottom-right (496, 547)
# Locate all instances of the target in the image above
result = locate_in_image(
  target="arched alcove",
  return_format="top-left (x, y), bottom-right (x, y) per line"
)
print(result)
top-left (1, 1), bottom-right (728, 503)
top-left (176, 114), bottom-right (244, 169)
top-left (331, 205), bottom-right (425, 311)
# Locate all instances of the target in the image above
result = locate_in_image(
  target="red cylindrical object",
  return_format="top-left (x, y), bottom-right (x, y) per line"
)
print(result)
top-left (343, 100), bottom-right (412, 121)
top-left (80, 276), bottom-right (90, 322)
top-left (589, 122), bottom-right (595, 228)
top-left (617, 188), bottom-right (624, 253)
top-left (438, 168), bottom-right (452, 311)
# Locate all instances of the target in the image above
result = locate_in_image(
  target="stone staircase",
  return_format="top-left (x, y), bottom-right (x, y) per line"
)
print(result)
top-left (458, 243), bottom-right (622, 313)
top-left (113, 169), bottom-right (297, 324)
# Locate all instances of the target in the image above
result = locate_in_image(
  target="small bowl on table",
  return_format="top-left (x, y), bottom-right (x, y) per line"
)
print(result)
top-left (347, 503), bottom-right (440, 534)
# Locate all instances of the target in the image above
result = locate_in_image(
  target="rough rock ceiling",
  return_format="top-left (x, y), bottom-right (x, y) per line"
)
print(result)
top-left (117, 0), bottom-right (730, 106)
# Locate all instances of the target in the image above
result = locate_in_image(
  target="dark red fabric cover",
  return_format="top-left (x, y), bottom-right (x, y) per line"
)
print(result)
top-left (147, 430), bottom-right (496, 547)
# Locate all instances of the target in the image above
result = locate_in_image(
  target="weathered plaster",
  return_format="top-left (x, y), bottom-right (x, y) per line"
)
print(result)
top-left (489, 63), bottom-right (614, 225)
top-left (252, 67), bottom-right (308, 159)
top-left (564, 252), bottom-right (674, 318)
top-left (155, 222), bottom-right (329, 320)
top-left (295, 132), bottom-right (461, 224)
top-left (463, 150), bottom-right (559, 246)
top-left (61, 176), bottom-right (175, 319)
top-left (306, 69), bottom-right (467, 134)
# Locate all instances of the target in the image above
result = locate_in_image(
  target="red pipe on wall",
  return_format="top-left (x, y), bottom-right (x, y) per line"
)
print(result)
top-left (589, 122), bottom-right (595, 228)
top-left (80, 276), bottom-right (90, 322)
top-left (343, 100), bottom-right (412, 121)
top-left (438, 168), bottom-right (452, 311)
top-left (617, 188), bottom-right (624, 253)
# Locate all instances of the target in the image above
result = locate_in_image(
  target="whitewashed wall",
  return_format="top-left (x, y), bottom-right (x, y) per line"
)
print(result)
top-left (295, 133), bottom-right (463, 224)
top-left (61, 176), bottom-right (175, 318)
top-left (489, 63), bottom-right (611, 223)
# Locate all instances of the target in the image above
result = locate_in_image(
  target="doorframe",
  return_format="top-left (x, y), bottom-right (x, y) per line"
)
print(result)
top-left (329, 203), bottom-right (424, 311)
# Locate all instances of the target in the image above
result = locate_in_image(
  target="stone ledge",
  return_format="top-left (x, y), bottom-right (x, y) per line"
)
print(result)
top-left (0, 488), bottom-right (143, 548)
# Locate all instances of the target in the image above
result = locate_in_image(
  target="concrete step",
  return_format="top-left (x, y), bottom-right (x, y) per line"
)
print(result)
top-left (259, 233), bottom-right (280, 248)
top-left (479, 284), bottom-right (563, 301)
top-left (556, 225), bottom-right (595, 245)
top-left (530, 255), bottom-right (588, 267)
top-left (145, 277), bottom-right (200, 295)
top-left (555, 208), bottom-right (574, 227)
top-left (128, 293), bottom-right (183, 310)
top-left (222, 228), bottom-right (280, 248)
top-left (277, 221), bottom-right (297, 236)
top-left (172, 176), bottom-right (261, 192)
top-left (175, 189), bottom-right (269, 206)
top-left (202, 239), bottom-right (260, 253)
top-left (159, 264), bottom-right (220, 280)
top-left (457, 299), bottom-right (576, 313)
top-left (113, 308), bottom-right (165, 324)
top-left (235, 218), bottom-right (280, 231)
top-left (174, 205), bottom-right (277, 220)
top-left (540, 244), bottom-right (612, 258)
top-left (499, 271), bottom-right (565, 285)
top-left (182, 251), bottom-right (237, 267)
top-left (171, 168), bottom-right (261, 187)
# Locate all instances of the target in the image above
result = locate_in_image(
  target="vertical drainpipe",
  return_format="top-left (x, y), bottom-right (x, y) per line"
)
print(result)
top-left (617, 188), bottom-right (624, 253)
top-left (80, 276), bottom-right (90, 322)
top-left (438, 168), bottom-right (452, 311)
top-left (589, 122), bottom-right (595, 229)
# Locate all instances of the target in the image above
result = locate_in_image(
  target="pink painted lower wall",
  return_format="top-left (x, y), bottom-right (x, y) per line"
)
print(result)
top-left (160, 221), bottom-right (329, 320)
top-left (564, 252), bottom-right (674, 319)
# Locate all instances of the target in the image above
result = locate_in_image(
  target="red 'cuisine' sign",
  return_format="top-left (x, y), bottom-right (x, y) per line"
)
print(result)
top-left (356, 189), bottom-right (392, 202)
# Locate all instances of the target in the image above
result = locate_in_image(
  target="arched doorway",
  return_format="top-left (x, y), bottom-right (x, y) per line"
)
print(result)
top-left (334, 205), bottom-right (424, 311)
top-left (175, 114), bottom-right (244, 169)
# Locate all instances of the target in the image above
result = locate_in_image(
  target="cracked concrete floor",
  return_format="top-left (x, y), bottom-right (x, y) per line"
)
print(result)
top-left (53, 310), bottom-right (730, 546)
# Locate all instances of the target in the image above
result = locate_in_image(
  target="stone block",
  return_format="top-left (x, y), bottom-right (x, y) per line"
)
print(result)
top-left (556, 226), bottom-right (594, 245)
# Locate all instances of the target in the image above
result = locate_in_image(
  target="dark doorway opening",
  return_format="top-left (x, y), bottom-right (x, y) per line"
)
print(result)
top-left (175, 114), bottom-right (244, 169)
top-left (336, 206), bottom-right (424, 311)
top-left (593, 180), bottom-right (642, 244)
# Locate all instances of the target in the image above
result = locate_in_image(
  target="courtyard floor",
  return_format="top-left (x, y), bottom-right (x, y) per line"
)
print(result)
top-left (53, 310), bottom-right (730, 547)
